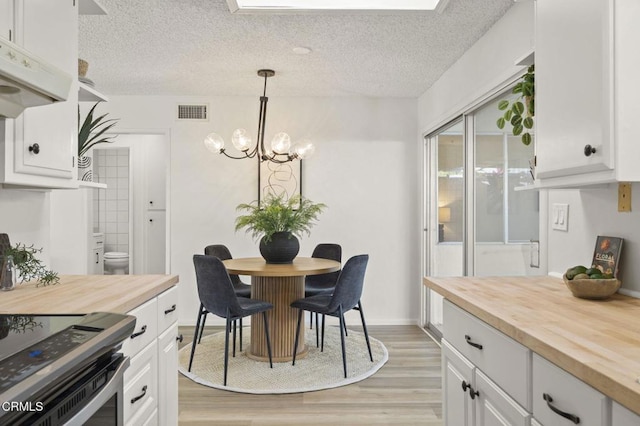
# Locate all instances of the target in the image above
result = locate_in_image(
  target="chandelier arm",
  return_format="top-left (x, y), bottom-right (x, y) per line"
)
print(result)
top-left (219, 149), bottom-right (257, 160)
top-left (258, 96), bottom-right (269, 160)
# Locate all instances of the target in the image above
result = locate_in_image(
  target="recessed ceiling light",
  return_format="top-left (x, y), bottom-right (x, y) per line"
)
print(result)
top-left (292, 47), bottom-right (312, 55)
top-left (227, 0), bottom-right (449, 13)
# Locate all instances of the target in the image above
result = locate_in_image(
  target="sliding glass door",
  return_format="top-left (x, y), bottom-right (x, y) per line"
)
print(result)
top-left (423, 91), bottom-right (540, 336)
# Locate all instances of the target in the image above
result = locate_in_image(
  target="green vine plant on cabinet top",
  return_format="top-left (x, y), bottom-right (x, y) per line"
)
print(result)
top-left (497, 64), bottom-right (535, 146)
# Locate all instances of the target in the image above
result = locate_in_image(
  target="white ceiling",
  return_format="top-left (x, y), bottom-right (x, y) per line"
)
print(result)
top-left (78, 0), bottom-right (513, 98)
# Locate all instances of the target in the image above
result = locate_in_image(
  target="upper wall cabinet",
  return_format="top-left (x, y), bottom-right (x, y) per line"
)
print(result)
top-left (0, 0), bottom-right (13, 41)
top-left (534, 0), bottom-right (640, 188)
top-left (0, 0), bottom-right (78, 189)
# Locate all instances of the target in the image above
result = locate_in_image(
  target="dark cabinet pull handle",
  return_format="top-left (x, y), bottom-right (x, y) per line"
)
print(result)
top-left (584, 144), bottom-right (596, 157)
top-left (28, 143), bottom-right (40, 154)
top-left (465, 334), bottom-right (483, 350)
top-left (150, 201), bottom-right (153, 205)
top-left (130, 385), bottom-right (147, 404)
top-left (461, 380), bottom-right (471, 392)
top-left (149, 219), bottom-right (153, 222)
top-left (130, 325), bottom-right (147, 339)
top-left (469, 386), bottom-right (479, 400)
top-left (543, 393), bottom-right (580, 424)
top-left (164, 304), bottom-right (177, 315)
top-left (95, 253), bottom-right (99, 264)
top-left (176, 334), bottom-right (184, 343)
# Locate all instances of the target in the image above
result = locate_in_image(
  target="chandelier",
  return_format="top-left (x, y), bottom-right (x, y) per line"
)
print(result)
top-left (204, 69), bottom-right (315, 164)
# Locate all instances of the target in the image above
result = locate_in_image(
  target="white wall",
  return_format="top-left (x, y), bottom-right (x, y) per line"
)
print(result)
top-left (418, 2), bottom-right (534, 134)
top-left (104, 95), bottom-right (419, 325)
top-left (547, 185), bottom-right (640, 295)
top-left (0, 190), bottom-right (50, 264)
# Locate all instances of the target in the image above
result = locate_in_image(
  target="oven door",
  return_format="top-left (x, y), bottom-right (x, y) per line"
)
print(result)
top-left (10, 352), bottom-right (129, 426)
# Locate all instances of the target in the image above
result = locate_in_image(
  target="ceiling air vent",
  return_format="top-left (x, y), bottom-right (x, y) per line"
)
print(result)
top-left (177, 104), bottom-right (208, 121)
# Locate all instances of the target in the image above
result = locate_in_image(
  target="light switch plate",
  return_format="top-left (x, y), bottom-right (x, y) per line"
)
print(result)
top-left (552, 203), bottom-right (569, 231)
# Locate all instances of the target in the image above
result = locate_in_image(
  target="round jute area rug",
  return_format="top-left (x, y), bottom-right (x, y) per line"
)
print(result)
top-left (178, 327), bottom-right (388, 394)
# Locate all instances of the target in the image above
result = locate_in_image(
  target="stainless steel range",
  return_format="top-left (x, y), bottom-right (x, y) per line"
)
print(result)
top-left (0, 312), bottom-right (135, 425)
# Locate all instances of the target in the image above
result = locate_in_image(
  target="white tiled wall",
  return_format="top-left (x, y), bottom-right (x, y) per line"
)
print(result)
top-left (93, 148), bottom-right (130, 254)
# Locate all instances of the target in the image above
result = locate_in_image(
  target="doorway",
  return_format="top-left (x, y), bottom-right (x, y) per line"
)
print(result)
top-left (93, 132), bottom-right (170, 274)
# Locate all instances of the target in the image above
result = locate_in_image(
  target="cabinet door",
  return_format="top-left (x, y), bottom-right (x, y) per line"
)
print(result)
top-left (145, 211), bottom-right (166, 274)
top-left (157, 323), bottom-right (178, 426)
top-left (0, 0), bottom-right (13, 40)
top-left (144, 139), bottom-right (167, 210)
top-left (535, 0), bottom-right (614, 179)
top-left (12, 0), bottom-right (77, 182)
top-left (442, 340), bottom-right (474, 426)
top-left (612, 402), bottom-right (640, 426)
top-left (475, 370), bottom-right (530, 426)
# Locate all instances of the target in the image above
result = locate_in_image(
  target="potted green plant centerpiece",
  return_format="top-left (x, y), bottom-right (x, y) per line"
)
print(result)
top-left (78, 102), bottom-right (119, 181)
top-left (235, 194), bottom-right (326, 264)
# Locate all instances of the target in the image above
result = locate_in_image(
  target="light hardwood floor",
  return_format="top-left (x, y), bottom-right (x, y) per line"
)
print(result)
top-left (178, 325), bottom-right (443, 425)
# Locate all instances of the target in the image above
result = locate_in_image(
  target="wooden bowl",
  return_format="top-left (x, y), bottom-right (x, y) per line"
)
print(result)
top-left (563, 274), bottom-right (621, 300)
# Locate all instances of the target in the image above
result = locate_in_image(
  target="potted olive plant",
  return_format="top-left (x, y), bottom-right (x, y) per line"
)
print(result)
top-left (2, 243), bottom-right (59, 288)
top-left (235, 194), bottom-right (326, 264)
top-left (78, 102), bottom-right (119, 181)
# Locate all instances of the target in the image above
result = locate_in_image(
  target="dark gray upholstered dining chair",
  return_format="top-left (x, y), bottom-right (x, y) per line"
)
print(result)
top-left (192, 245), bottom-right (251, 353)
top-left (291, 254), bottom-right (373, 378)
top-left (189, 255), bottom-right (273, 385)
top-left (305, 243), bottom-right (342, 346)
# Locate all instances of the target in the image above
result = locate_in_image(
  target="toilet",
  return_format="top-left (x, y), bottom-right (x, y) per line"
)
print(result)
top-left (104, 252), bottom-right (129, 275)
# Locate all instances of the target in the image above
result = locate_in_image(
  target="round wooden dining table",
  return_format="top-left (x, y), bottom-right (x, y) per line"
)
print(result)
top-left (222, 257), bottom-right (340, 362)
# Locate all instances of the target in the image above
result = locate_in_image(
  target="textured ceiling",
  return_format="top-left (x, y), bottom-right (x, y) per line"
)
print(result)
top-left (78, 0), bottom-right (513, 98)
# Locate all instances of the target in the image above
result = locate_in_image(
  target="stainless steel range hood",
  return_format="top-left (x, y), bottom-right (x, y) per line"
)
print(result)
top-left (0, 36), bottom-right (72, 119)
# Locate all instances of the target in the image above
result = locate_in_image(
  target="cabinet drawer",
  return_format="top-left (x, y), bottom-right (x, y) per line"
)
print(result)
top-left (122, 297), bottom-right (158, 358)
top-left (612, 401), bottom-right (640, 426)
top-left (156, 286), bottom-right (178, 333)
top-left (124, 342), bottom-right (158, 426)
top-left (532, 354), bottom-right (609, 426)
top-left (475, 370), bottom-right (530, 426)
top-left (443, 300), bottom-right (531, 409)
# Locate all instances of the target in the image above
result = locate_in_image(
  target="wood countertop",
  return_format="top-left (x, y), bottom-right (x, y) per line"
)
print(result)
top-left (0, 274), bottom-right (179, 315)
top-left (423, 275), bottom-right (640, 416)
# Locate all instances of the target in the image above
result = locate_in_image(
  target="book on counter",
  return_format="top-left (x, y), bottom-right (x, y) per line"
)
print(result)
top-left (591, 236), bottom-right (623, 278)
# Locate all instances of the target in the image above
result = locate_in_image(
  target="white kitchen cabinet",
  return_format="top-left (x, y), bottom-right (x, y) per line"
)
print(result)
top-left (442, 340), bottom-right (474, 426)
top-left (0, 0), bottom-right (78, 188)
top-left (0, 0), bottom-right (13, 41)
top-left (442, 339), bottom-right (530, 426)
top-left (122, 286), bottom-right (178, 425)
top-left (145, 210), bottom-right (166, 274)
top-left (144, 140), bottom-right (167, 210)
top-left (534, 0), bottom-right (640, 188)
top-left (532, 354), bottom-right (610, 425)
top-left (90, 233), bottom-right (104, 274)
top-left (612, 401), bottom-right (640, 426)
top-left (158, 324), bottom-right (179, 426)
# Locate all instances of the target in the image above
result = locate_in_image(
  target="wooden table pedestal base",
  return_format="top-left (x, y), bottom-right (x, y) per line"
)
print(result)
top-left (248, 275), bottom-right (307, 362)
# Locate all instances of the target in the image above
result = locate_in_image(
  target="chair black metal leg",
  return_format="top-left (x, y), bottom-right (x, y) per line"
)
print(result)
top-left (316, 313), bottom-right (320, 348)
top-left (232, 319), bottom-right (237, 357)
top-left (292, 309), bottom-right (303, 366)
top-left (344, 318), bottom-right (348, 337)
top-left (224, 316), bottom-right (231, 386)
top-left (198, 308), bottom-right (207, 344)
top-left (338, 306), bottom-right (347, 378)
top-left (188, 304), bottom-right (204, 372)
top-left (310, 311), bottom-right (313, 330)
top-left (321, 314), bottom-right (326, 352)
top-left (239, 317), bottom-right (243, 352)
top-left (262, 311), bottom-right (273, 368)
top-left (357, 301), bottom-right (373, 362)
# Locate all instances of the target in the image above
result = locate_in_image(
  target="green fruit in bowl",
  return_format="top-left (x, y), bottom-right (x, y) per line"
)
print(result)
top-left (585, 267), bottom-right (601, 276)
top-left (573, 273), bottom-right (590, 280)
top-left (590, 273), bottom-right (604, 279)
top-left (566, 265), bottom-right (587, 280)
top-left (603, 273), bottom-right (614, 279)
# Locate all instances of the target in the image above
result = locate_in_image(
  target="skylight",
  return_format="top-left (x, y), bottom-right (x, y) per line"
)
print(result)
top-left (226, 0), bottom-right (449, 13)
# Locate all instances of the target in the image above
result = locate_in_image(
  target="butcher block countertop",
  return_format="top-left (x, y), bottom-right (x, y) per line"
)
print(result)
top-left (0, 274), bottom-right (179, 315)
top-left (424, 275), bottom-right (640, 415)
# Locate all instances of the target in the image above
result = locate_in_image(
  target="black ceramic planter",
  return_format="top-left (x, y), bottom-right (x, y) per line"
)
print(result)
top-left (259, 232), bottom-right (300, 264)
